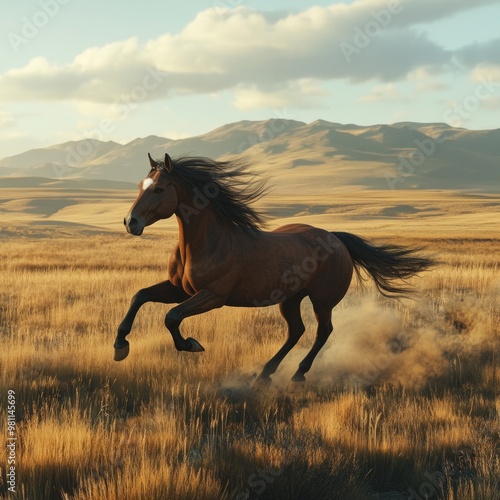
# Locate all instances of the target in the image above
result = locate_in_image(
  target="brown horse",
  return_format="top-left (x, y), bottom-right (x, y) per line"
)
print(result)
top-left (115, 153), bottom-right (432, 386)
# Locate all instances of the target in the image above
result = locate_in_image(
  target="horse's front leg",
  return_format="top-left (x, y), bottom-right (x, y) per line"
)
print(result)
top-left (114, 280), bottom-right (190, 361)
top-left (164, 289), bottom-right (225, 352)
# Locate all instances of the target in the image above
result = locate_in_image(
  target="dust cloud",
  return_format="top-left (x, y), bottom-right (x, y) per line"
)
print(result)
top-left (301, 291), bottom-right (497, 389)
top-left (224, 285), bottom-right (498, 391)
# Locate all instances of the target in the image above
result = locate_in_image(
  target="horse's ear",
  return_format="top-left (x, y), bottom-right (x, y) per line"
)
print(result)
top-left (148, 153), bottom-right (158, 169)
top-left (164, 153), bottom-right (174, 174)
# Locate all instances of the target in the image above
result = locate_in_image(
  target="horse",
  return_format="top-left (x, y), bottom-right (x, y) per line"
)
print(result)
top-left (114, 153), bottom-right (433, 387)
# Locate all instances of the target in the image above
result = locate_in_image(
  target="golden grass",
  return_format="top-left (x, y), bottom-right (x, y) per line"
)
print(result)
top-left (0, 206), bottom-right (499, 499)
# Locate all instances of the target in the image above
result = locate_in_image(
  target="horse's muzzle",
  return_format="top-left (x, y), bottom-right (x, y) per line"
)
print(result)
top-left (124, 216), bottom-right (143, 236)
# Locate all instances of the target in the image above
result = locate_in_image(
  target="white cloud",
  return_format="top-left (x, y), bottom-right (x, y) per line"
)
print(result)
top-left (416, 80), bottom-right (451, 93)
top-left (233, 79), bottom-right (328, 110)
top-left (471, 64), bottom-right (500, 83)
top-left (72, 38), bottom-right (141, 73)
top-left (470, 65), bottom-right (500, 108)
top-left (408, 68), bottom-right (451, 93)
top-left (359, 84), bottom-right (403, 103)
top-left (0, 1), bottom-right (498, 107)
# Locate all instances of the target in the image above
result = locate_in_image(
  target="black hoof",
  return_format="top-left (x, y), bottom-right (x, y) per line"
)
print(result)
top-left (291, 373), bottom-right (306, 383)
top-left (114, 340), bottom-right (130, 361)
top-left (186, 337), bottom-right (205, 352)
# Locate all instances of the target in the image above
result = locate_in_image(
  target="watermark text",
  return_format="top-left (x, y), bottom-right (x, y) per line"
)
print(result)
top-left (6, 390), bottom-right (17, 494)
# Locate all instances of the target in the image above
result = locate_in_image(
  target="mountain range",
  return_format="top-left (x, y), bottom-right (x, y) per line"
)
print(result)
top-left (1, 119), bottom-right (499, 192)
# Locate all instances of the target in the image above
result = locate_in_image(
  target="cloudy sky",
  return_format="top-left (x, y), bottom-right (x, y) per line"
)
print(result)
top-left (1, 0), bottom-right (500, 157)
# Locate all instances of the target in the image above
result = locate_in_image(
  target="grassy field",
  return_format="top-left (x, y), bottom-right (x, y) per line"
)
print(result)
top-left (0, 190), bottom-right (499, 499)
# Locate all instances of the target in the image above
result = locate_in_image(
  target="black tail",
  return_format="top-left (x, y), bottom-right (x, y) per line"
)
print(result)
top-left (332, 232), bottom-right (434, 298)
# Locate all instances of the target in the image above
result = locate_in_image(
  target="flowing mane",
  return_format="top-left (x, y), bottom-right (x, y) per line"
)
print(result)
top-left (152, 156), bottom-right (268, 233)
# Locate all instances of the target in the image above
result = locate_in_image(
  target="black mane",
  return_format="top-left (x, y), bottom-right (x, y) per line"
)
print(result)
top-left (152, 156), bottom-right (268, 233)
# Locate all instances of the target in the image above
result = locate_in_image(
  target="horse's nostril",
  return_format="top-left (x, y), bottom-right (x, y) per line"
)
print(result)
top-left (123, 218), bottom-right (127, 226)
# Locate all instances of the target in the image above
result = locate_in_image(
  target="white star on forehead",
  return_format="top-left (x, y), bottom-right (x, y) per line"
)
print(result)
top-left (142, 178), bottom-right (154, 190)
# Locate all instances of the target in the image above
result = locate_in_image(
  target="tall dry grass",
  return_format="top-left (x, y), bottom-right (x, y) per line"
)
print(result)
top-left (0, 231), bottom-right (499, 499)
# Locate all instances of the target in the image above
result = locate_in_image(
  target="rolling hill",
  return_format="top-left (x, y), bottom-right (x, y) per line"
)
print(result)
top-left (0, 120), bottom-right (499, 192)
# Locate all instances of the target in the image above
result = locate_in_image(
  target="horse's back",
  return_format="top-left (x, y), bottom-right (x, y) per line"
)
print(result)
top-left (273, 223), bottom-right (324, 235)
top-left (223, 224), bottom-right (353, 307)
top-left (273, 224), bottom-right (353, 303)
top-left (272, 224), bottom-right (350, 260)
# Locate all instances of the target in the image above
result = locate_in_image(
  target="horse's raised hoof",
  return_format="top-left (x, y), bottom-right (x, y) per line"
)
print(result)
top-left (186, 337), bottom-right (205, 352)
top-left (114, 341), bottom-right (130, 361)
top-left (291, 373), bottom-right (306, 383)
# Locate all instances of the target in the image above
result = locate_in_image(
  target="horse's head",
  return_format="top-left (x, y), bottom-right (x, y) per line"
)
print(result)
top-left (124, 153), bottom-right (178, 235)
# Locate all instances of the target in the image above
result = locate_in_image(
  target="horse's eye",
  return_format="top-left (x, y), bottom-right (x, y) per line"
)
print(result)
top-left (154, 188), bottom-right (164, 194)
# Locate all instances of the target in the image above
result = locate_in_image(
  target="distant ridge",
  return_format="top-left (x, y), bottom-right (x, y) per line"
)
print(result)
top-left (1, 120), bottom-right (499, 192)
top-left (0, 177), bottom-right (135, 190)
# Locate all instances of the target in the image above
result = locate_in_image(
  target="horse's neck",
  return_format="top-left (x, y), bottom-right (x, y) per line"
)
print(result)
top-left (175, 207), bottom-right (230, 258)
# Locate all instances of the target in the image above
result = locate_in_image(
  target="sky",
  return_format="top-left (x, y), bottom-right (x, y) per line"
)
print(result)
top-left (1, 0), bottom-right (500, 157)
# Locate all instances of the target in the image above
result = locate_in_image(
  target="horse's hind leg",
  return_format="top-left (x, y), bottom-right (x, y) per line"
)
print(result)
top-left (253, 291), bottom-right (307, 388)
top-left (291, 302), bottom-right (333, 383)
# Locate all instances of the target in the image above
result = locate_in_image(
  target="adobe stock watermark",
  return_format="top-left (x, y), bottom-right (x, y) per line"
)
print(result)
top-left (234, 459), bottom-right (290, 500)
top-left (177, 182), bottom-right (220, 225)
top-left (236, 109), bottom-right (295, 154)
top-left (340, 0), bottom-right (403, 63)
top-left (407, 469), bottom-right (446, 499)
top-left (385, 74), bottom-right (500, 189)
top-left (384, 135), bottom-right (446, 190)
top-left (6, 390), bottom-right (17, 494)
top-left (56, 66), bottom-right (165, 179)
top-left (253, 234), bottom-right (342, 307)
top-left (349, 336), bottom-right (405, 387)
top-left (406, 416), bottom-right (497, 500)
top-left (7, 0), bottom-right (72, 53)
top-left (443, 75), bottom-right (500, 128)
